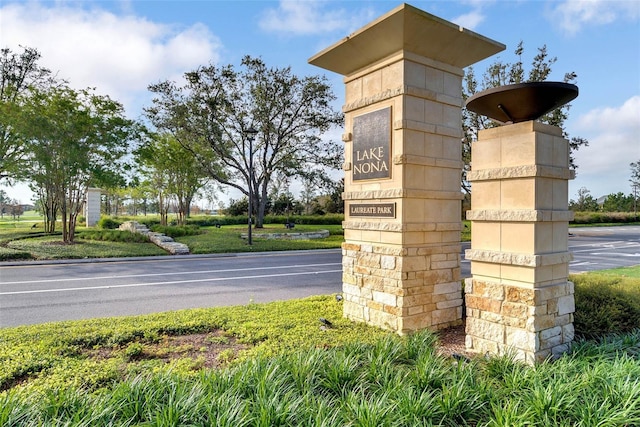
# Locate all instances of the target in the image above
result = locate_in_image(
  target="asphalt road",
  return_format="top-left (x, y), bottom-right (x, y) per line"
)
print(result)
top-left (0, 250), bottom-right (343, 328)
top-left (1, 226), bottom-right (638, 328)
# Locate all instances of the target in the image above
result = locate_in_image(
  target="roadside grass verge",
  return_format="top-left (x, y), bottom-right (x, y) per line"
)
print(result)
top-left (571, 265), bottom-right (640, 338)
top-left (5, 235), bottom-right (167, 259)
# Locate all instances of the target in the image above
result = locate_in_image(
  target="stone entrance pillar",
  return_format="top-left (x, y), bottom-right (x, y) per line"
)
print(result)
top-left (309, 4), bottom-right (504, 334)
top-left (465, 121), bottom-right (575, 363)
top-left (85, 187), bottom-right (101, 227)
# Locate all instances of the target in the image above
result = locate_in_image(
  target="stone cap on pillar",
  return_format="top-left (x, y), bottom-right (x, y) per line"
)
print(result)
top-left (308, 3), bottom-right (505, 76)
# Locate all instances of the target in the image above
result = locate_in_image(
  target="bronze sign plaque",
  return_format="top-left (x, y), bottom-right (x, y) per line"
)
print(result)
top-left (349, 203), bottom-right (396, 218)
top-left (352, 107), bottom-right (391, 180)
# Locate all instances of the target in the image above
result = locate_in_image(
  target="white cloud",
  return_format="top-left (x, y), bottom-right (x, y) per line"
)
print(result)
top-left (0, 2), bottom-right (222, 117)
top-left (570, 96), bottom-right (640, 196)
top-left (550, 0), bottom-right (640, 35)
top-left (451, 10), bottom-right (486, 30)
top-left (259, 0), bottom-right (374, 36)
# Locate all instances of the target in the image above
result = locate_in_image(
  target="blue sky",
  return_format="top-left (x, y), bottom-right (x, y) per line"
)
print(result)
top-left (1, 0), bottom-right (639, 205)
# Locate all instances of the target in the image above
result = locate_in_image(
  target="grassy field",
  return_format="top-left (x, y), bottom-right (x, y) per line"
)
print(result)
top-left (0, 213), bottom-right (346, 260)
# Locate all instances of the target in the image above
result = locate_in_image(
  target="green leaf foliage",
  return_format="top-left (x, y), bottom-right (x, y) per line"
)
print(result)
top-left (572, 272), bottom-right (640, 338)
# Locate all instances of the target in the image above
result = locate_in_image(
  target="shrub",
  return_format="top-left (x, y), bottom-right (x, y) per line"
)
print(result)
top-left (572, 273), bottom-right (640, 338)
top-left (571, 211), bottom-right (639, 224)
top-left (97, 216), bottom-right (122, 230)
top-left (78, 230), bottom-right (150, 243)
top-left (150, 224), bottom-right (201, 238)
top-left (0, 247), bottom-right (33, 261)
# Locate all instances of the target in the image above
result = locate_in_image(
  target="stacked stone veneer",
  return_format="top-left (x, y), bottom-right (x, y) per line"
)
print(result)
top-left (340, 54), bottom-right (466, 334)
top-left (465, 121), bottom-right (575, 363)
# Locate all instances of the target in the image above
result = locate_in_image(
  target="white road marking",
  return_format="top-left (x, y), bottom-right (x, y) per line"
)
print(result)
top-left (0, 262), bottom-right (341, 285)
top-left (0, 269), bottom-right (343, 296)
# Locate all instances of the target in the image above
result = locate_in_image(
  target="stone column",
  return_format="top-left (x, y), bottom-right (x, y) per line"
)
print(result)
top-left (85, 187), bottom-right (101, 227)
top-left (310, 4), bottom-right (504, 334)
top-left (465, 121), bottom-right (575, 363)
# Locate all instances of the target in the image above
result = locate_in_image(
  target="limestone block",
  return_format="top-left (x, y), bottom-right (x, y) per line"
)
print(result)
top-left (467, 318), bottom-right (505, 343)
top-left (442, 71), bottom-right (462, 98)
top-left (501, 302), bottom-right (528, 319)
top-left (436, 298), bottom-right (463, 309)
top-left (407, 305), bottom-right (425, 316)
top-left (404, 60), bottom-right (427, 88)
top-left (552, 136), bottom-right (569, 168)
top-left (527, 314), bottom-right (556, 331)
top-left (539, 325), bottom-right (562, 340)
top-left (551, 343), bottom-right (570, 358)
top-left (557, 295), bottom-right (575, 316)
top-left (431, 306), bottom-right (462, 326)
top-left (433, 281), bottom-right (461, 295)
top-left (404, 95), bottom-right (426, 122)
top-left (362, 70), bottom-right (382, 98)
top-left (479, 310), bottom-right (504, 324)
top-left (501, 178), bottom-right (535, 209)
top-left (534, 132), bottom-right (554, 166)
top-left (431, 259), bottom-right (459, 270)
top-left (398, 313), bottom-right (432, 333)
top-left (372, 290), bottom-right (397, 306)
top-left (472, 138), bottom-right (502, 170)
top-left (381, 61), bottom-right (403, 91)
top-left (343, 301), bottom-right (365, 320)
top-left (472, 280), bottom-right (505, 300)
top-left (505, 286), bottom-right (536, 304)
top-left (501, 223), bottom-right (536, 253)
top-left (505, 328), bottom-right (538, 353)
top-left (399, 292), bottom-right (433, 307)
top-left (369, 309), bottom-right (399, 331)
top-left (562, 323), bottom-right (575, 342)
top-left (383, 304), bottom-right (402, 316)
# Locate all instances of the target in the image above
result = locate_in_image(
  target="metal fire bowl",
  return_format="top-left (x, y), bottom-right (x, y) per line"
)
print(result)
top-left (465, 82), bottom-right (578, 124)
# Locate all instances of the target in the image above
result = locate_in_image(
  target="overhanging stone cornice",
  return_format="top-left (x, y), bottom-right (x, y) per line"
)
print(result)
top-left (308, 3), bottom-right (505, 76)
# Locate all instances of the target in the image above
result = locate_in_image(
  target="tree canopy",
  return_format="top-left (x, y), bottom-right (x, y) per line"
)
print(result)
top-left (462, 42), bottom-right (589, 195)
top-left (16, 85), bottom-right (139, 242)
top-left (145, 56), bottom-right (343, 227)
top-left (0, 47), bottom-right (57, 183)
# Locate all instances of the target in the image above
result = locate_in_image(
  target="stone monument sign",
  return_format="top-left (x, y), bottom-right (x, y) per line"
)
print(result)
top-left (309, 4), bottom-right (505, 334)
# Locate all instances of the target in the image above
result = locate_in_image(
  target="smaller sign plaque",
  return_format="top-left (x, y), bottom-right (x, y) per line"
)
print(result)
top-left (349, 203), bottom-right (396, 218)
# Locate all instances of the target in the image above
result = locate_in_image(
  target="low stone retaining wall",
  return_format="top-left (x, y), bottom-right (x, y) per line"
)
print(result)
top-left (119, 221), bottom-right (190, 255)
top-left (240, 230), bottom-right (330, 240)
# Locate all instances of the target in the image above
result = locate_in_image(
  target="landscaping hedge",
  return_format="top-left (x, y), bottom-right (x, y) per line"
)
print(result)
top-left (571, 211), bottom-right (639, 224)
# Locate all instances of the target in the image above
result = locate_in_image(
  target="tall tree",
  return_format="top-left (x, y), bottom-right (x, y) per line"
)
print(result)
top-left (569, 187), bottom-right (599, 212)
top-left (0, 47), bottom-right (57, 183)
top-left (630, 160), bottom-right (640, 215)
top-left (17, 85), bottom-right (138, 242)
top-left (462, 42), bottom-right (589, 195)
top-left (136, 133), bottom-right (209, 225)
top-left (146, 56), bottom-right (343, 228)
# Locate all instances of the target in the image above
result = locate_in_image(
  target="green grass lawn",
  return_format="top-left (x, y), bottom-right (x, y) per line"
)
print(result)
top-left (589, 265), bottom-right (640, 279)
top-left (1, 283), bottom-right (639, 425)
top-left (178, 224), bottom-right (345, 254)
